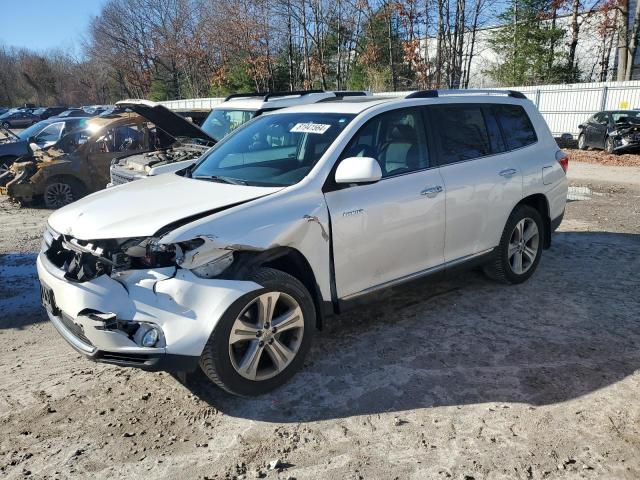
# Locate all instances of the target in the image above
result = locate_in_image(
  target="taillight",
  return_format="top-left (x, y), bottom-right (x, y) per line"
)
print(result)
top-left (556, 150), bottom-right (569, 173)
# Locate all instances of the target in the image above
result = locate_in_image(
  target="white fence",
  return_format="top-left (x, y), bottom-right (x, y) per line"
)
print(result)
top-left (161, 80), bottom-right (640, 137)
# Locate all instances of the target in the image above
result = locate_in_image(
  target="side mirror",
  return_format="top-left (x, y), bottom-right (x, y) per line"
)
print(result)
top-left (335, 157), bottom-right (382, 184)
top-left (28, 136), bottom-right (36, 143)
top-left (577, 124), bottom-right (584, 130)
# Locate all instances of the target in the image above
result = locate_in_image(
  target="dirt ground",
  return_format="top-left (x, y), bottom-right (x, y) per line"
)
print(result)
top-left (1, 162), bottom-right (640, 480)
top-left (564, 147), bottom-right (640, 167)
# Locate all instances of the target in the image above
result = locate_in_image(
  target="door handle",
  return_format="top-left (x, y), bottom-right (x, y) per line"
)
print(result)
top-left (499, 168), bottom-right (517, 178)
top-left (420, 185), bottom-right (443, 198)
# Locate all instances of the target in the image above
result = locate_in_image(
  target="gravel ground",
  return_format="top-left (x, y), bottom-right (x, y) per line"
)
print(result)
top-left (1, 168), bottom-right (639, 480)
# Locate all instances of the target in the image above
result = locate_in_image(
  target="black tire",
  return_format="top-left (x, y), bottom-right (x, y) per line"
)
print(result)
top-left (577, 133), bottom-right (588, 150)
top-left (1, 122), bottom-right (9, 129)
top-left (605, 136), bottom-right (619, 154)
top-left (199, 267), bottom-right (315, 396)
top-left (483, 205), bottom-right (544, 284)
top-left (43, 176), bottom-right (87, 209)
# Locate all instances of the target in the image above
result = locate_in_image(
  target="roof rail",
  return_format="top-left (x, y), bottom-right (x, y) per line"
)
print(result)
top-left (224, 92), bottom-right (267, 102)
top-left (262, 90), bottom-right (325, 101)
top-left (333, 91), bottom-right (369, 97)
top-left (406, 89), bottom-right (527, 99)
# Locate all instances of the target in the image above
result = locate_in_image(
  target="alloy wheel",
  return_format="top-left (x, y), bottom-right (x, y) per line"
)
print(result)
top-left (507, 218), bottom-right (539, 275)
top-left (578, 134), bottom-right (585, 149)
top-left (45, 182), bottom-right (74, 208)
top-left (0, 162), bottom-right (10, 176)
top-left (228, 291), bottom-right (304, 381)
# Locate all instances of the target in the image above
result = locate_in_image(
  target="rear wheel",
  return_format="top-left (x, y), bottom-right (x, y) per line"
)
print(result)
top-left (43, 177), bottom-right (86, 209)
top-left (199, 267), bottom-right (315, 396)
top-left (577, 133), bottom-right (588, 150)
top-left (483, 205), bottom-right (543, 284)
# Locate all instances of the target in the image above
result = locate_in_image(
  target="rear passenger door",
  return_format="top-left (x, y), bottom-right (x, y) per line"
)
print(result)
top-left (428, 103), bottom-right (525, 262)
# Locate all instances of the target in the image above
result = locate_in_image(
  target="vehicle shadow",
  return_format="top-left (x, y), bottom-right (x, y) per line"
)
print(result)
top-left (179, 230), bottom-right (640, 422)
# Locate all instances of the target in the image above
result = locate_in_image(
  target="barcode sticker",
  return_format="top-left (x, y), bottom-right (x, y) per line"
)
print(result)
top-left (290, 123), bottom-right (331, 134)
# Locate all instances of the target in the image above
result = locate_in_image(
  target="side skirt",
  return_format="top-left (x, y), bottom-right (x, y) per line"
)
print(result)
top-left (335, 248), bottom-right (496, 313)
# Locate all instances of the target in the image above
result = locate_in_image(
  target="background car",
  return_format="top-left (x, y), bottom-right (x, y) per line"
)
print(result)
top-left (0, 117), bottom-right (89, 175)
top-left (32, 106), bottom-right (68, 120)
top-left (51, 109), bottom-right (93, 119)
top-left (2, 111), bottom-right (156, 208)
top-left (577, 109), bottom-right (640, 153)
top-left (0, 110), bottom-right (40, 128)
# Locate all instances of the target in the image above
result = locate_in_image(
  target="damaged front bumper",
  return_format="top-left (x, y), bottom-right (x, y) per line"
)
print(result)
top-left (37, 248), bottom-right (261, 372)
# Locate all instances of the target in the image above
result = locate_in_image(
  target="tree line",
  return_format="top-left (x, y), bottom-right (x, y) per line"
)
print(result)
top-left (0, 0), bottom-right (637, 107)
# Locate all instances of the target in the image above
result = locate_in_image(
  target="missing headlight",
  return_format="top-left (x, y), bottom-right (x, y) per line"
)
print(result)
top-left (190, 252), bottom-right (234, 278)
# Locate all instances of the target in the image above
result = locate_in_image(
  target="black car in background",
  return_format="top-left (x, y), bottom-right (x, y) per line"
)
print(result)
top-left (0, 110), bottom-right (40, 128)
top-left (33, 106), bottom-right (67, 120)
top-left (578, 110), bottom-right (640, 153)
top-left (52, 109), bottom-right (93, 119)
top-left (0, 117), bottom-right (88, 174)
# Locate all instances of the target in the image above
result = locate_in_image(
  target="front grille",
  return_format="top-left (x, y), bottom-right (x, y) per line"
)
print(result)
top-left (110, 168), bottom-right (136, 185)
top-left (59, 313), bottom-right (93, 346)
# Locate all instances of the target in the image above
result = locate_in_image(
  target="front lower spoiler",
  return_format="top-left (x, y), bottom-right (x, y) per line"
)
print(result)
top-left (37, 252), bottom-right (262, 371)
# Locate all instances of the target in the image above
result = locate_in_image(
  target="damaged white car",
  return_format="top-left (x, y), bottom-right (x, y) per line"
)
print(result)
top-left (38, 90), bottom-right (568, 396)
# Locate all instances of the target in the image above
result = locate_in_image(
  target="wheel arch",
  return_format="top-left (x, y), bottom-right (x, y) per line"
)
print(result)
top-left (229, 247), bottom-right (326, 330)
top-left (516, 193), bottom-right (551, 248)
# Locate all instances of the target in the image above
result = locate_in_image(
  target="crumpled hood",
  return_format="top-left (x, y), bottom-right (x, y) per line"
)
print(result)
top-left (47, 173), bottom-right (283, 240)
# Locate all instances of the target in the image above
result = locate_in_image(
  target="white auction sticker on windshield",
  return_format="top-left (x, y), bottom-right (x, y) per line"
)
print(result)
top-left (290, 123), bottom-right (331, 134)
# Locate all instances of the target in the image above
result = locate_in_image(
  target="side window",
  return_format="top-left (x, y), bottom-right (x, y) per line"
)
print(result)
top-left (35, 123), bottom-right (64, 142)
top-left (494, 104), bottom-right (538, 150)
top-left (483, 108), bottom-right (506, 154)
top-left (94, 124), bottom-right (145, 153)
top-left (341, 108), bottom-right (429, 178)
top-left (431, 105), bottom-right (491, 164)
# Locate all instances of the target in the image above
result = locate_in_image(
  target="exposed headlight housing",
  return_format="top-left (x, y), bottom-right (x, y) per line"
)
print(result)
top-left (190, 252), bottom-right (234, 278)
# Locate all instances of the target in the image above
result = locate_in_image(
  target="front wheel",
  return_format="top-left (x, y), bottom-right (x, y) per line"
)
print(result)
top-left (1, 122), bottom-right (9, 130)
top-left (605, 136), bottom-right (619, 154)
top-left (199, 267), bottom-right (315, 396)
top-left (483, 205), bottom-right (543, 284)
top-left (43, 177), bottom-right (86, 209)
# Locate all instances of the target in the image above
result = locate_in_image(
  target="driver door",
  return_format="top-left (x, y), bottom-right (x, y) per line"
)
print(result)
top-left (324, 107), bottom-right (446, 299)
top-left (88, 124), bottom-right (148, 187)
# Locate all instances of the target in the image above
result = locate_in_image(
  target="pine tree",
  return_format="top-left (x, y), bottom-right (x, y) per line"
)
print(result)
top-left (488, 0), bottom-right (572, 85)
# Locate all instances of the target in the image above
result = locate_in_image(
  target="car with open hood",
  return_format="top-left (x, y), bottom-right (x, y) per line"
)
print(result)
top-left (108, 100), bottom-right (215, 186)
top-left (109, 91), bottom-right (369, 186)
top-left (578, 109), bottom-right (640, 153)
top-left (1, 111), bottom-right (156, 208)
top-left (0, 117), bottom-right (89, 176)
top-left (37, 90), bottom-right (568, 396)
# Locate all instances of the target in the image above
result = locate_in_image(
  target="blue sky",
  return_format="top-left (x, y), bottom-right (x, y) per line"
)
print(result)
top-left (0, 0), bottom-right (106, 52)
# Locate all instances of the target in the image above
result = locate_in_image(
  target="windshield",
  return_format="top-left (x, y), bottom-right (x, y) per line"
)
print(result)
top-left (201, 109), bottom-right (257, 142)
top-left (17, 121), bottom-right (51, 140)
top-left (191, 112), bottom-right (354, 187)
top-left (612, 111), bottom-right (640, 123)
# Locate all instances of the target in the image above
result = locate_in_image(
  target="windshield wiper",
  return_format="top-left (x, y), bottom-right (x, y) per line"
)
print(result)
top-left (193, 175), bottom-right (247, 185)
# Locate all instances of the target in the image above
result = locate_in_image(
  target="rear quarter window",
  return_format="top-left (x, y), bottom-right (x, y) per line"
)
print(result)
top-left (493, 104), bottom-right (537, 150)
